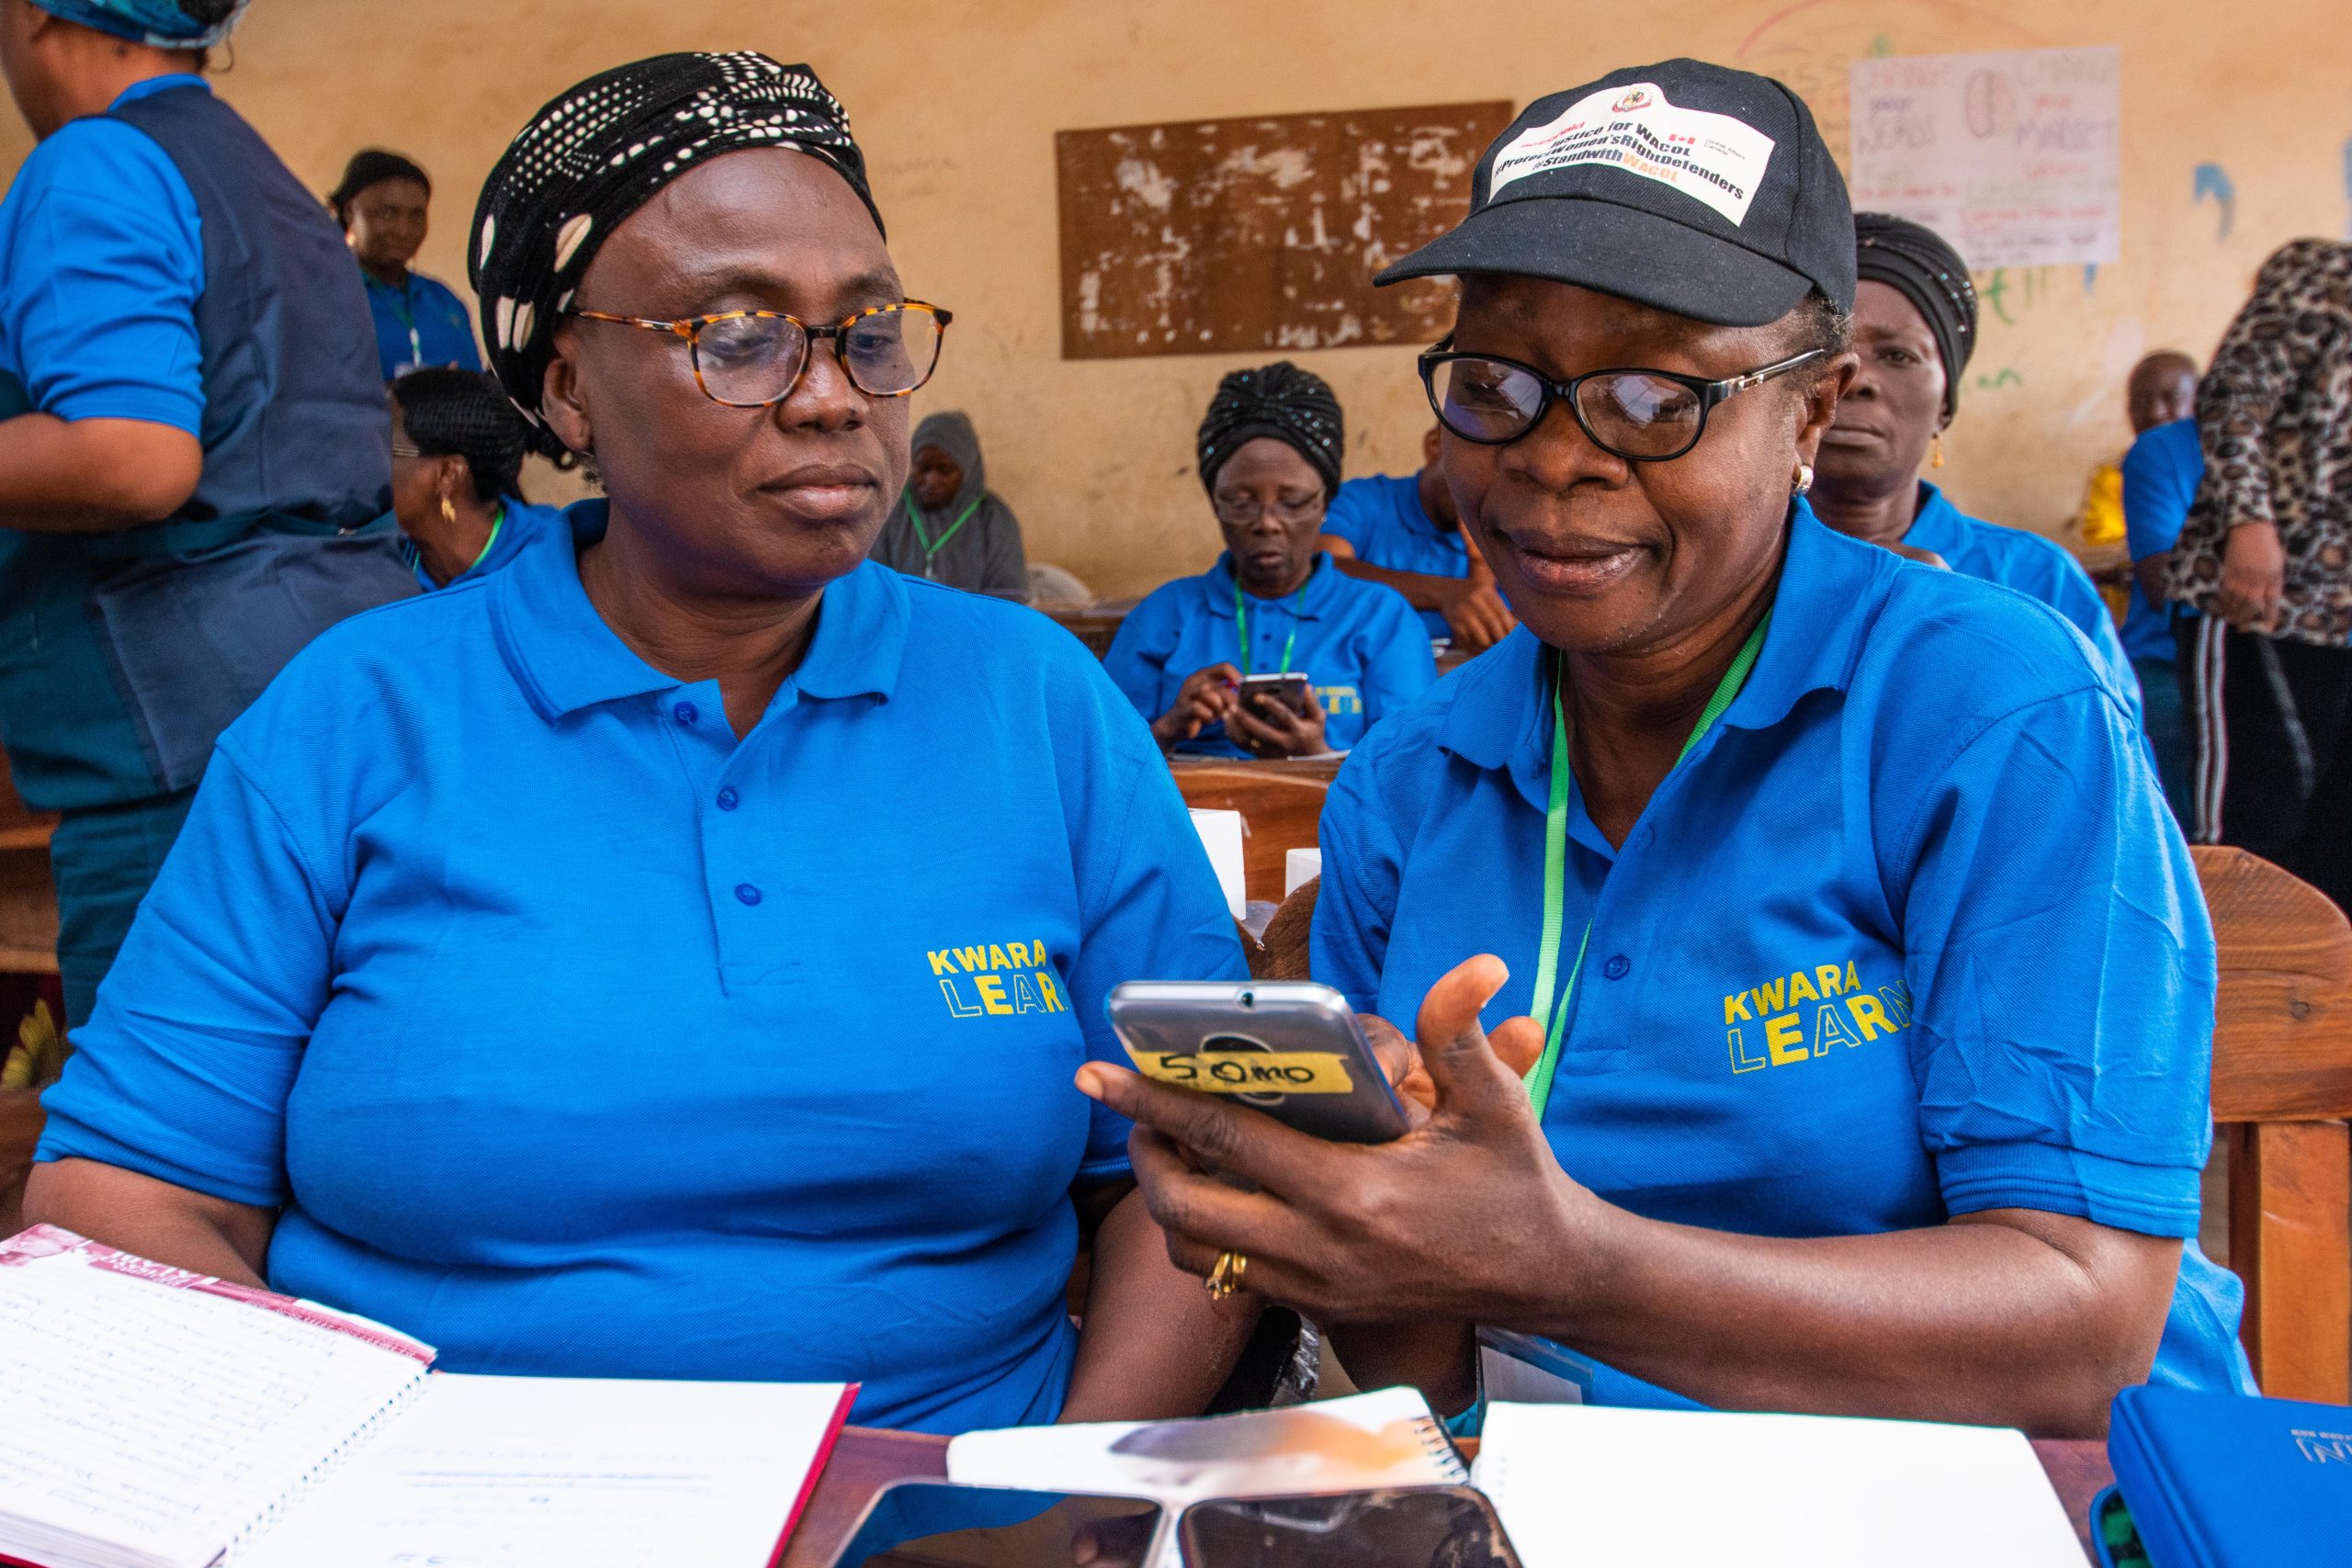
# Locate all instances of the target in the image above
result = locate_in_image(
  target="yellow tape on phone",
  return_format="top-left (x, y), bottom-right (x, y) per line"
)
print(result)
top-left (1122, 1047), bottom-right (1355, 1095)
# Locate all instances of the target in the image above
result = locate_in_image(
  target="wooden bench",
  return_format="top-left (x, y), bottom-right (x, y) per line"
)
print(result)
top-left (1170, 756), bottom-right (1337, 907)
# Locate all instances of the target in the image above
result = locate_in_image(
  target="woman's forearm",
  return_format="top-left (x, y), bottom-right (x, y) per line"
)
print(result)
top-left (1060, 1187), bottom-right (1261, 1423)
top-left (0, 414), bottom-right (202, 533)
top-left (24, 1156), bottom-right (274, 1289)
top-left (1506, 1204), bottom-right (2178, 1438)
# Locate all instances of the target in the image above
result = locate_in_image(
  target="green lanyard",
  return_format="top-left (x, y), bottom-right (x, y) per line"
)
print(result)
top-left (1234, 581), bottom-right (1308, 675)
top-left (909, 495), bottom-right (982, 576)
top-left (466, 502), bottom-right (506, 576)
top-left (373, 274), bottom-right (423, 368)
top-left (1522, 613), bottom-right (1772, 1118)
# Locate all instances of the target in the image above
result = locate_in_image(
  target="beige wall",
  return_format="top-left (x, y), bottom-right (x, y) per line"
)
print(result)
top-left (16, 0), bottom-right (2352, 595)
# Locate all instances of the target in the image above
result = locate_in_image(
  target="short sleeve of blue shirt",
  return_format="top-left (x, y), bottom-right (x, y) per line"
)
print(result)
top-left (1319, 475), bottom-right (1389, 551)
top-left (1884, 671), bottom-right (2213, 1235)
top-left (2122, 420), bottom-right (2204, 564)
top-left (0, 97), bottom-right (204, 431)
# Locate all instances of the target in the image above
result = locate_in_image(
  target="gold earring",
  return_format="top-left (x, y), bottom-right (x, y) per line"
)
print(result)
top-left (1792, 461), bottom-right (1814, 496)
top-left (1930, 433), bottom-right (1946, 469)
top-left (440, 496), bottom-right (458, 525)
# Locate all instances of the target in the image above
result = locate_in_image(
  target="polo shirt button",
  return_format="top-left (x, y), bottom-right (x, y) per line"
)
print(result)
top-left (673, 701), bottom-right (699, 726)
top-left (716, 787), bottom-right (740, 811)
top-left (734, 883), bottom-right (763, 907)
top-left (1602, 954), bottom-right (1631, 980)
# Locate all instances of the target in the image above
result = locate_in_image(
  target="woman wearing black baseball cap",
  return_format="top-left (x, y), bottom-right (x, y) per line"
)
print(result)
top-left (1085, 60), bottom-right (2245, 1434)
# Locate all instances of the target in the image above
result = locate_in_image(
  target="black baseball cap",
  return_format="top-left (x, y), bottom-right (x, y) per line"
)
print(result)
top-left (1376, 59), bottom-right (1856, 326)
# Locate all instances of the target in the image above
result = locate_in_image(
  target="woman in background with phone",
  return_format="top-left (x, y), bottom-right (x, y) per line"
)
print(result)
top-left (1104, 363), bottom-right (1434, 759)
top-left (1086, 62), bottom-right (2247, 1438)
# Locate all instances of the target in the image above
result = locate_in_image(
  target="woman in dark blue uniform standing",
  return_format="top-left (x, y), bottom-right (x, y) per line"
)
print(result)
top-left (0, 0), bottom-right (404, 1027)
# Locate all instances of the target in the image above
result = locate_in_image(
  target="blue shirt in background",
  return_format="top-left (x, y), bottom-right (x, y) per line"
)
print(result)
top-left (395, 495), bottom-right (564, 591)
top-left (1103, 551), bottom-right (1434, 756)
top-left (1314, 502), bottom-right (2249, 1397)
top-left (0, 73), bottom-right (206, 433)
top-left (366, 268), bottom-right (481, 381)
top-left (1321, 472), bottom-right (1467, 638)
top-left (39, 502), bottom-right (1246, 1433)
top-left (2122, 419), bottom-right (2206, 656)
top-left (1905, 481), bottom-right (2143, 723)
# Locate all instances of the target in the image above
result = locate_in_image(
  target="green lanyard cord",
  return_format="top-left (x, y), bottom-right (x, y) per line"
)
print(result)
top-left (1522, 612), bottom-right (1773, 1118)
top-left (372, 274), bottom-right (423, 367)
top-left (466, 502), bottom-right (506, 577)
top-left (909, 495), bottom-right (983, 572)
top-left (1234, 579), bottom-right (1308, 675)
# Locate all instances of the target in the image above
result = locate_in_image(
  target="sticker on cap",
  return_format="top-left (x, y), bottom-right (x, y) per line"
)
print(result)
top-left (1487, 83), bottom-right (1776, 226)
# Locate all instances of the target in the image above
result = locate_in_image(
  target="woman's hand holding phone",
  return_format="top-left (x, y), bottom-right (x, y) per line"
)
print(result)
top-left (1154, 662), bottom-right (1242, 750)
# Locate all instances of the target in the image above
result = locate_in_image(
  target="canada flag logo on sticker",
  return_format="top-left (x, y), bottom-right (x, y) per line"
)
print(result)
top-left (1612, 88), bottom-right (1653, 112)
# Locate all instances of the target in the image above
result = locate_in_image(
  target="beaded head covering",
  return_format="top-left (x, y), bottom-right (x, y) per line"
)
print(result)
top-left (1196, 362), bottom-right (1346, 500)
top-left (1854, 212), bottom-right (1977, 419)
top-left (468, 52), bottom-right (878, 457)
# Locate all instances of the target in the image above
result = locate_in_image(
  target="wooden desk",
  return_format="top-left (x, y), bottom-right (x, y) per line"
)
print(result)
top-left (1040, 601), bottom-right (1138, 660)
top-left (781, 1427), bottom-right (2115, 1568)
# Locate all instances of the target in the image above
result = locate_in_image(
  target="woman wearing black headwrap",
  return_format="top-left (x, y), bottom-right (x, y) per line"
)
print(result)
top-left (333, 149), bottom-right (481, 379)
top-left (1104, 362), bottom-right (1434, 757)
top-left (1811, 212), bottom-right (2140, 716)
top-left (30, 51), bottom-right (1258, 1434)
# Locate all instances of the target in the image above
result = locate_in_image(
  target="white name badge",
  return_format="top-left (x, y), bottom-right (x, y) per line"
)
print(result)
top-left (1487, 83), bottom-right (1777, 227)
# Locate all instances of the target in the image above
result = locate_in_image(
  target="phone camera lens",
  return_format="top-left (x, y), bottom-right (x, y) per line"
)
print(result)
top-left (1239, 991), bottom-right (1255, 1009)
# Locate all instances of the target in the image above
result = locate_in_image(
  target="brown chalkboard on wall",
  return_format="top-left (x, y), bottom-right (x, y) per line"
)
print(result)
top-left (1055, 101), bottom-right (1512, 361)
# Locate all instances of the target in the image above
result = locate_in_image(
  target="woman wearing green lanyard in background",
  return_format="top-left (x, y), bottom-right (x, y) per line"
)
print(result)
top-left (1086, 62), bottom-right (2249, 1436)
top-left (1105, 362), bottom-right (1433, 760)
top-left (384, 367), bottom-right (561, 590)
top-left (871, 409), bottom-right (1027, 595)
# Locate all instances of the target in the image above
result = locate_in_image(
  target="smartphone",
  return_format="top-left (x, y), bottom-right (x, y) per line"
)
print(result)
top-left (1180, 1487), bottom-right (1524, 1568)
top-left (826, 1481), bottom-right (1163, 1568)
top-left (1238, 671), bottom-right (1313, 716)
top-left (1104, 980), bottom-right (1410, 1143)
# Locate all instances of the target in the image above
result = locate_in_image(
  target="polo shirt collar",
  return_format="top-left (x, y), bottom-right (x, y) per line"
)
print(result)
top-left (1203, 551), bottom-right (1339, 620)
top-left (492, 500), bottom-right (909, 721)
top-left (1438, 502), bottom-right (1897, 786)
top-left (1900, 480), bottom-right (1967, 558)
top-left (109, 75), bottom-right (209, 111)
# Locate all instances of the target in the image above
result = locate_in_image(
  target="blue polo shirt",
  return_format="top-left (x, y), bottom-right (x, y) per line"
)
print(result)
top-left (1322, 472), bottom-right (1469, 637)
top-left (1314, 502), bottom-right (2249, 1395)
top-left (1905, 483), bottom-right (2143, 724)
top-left (37, 501), bottom-right (1246, 1433)
top-left (366, 268), bottom-right (481, 381)
top-left (2122, 419), bottom-right (2205, 658)
top-left (1104, 552), bottom-right (1434, 757)
top-left (395, 495), bottom-right (564, 591)
top-left (0, 73), bottom-right (207, 435)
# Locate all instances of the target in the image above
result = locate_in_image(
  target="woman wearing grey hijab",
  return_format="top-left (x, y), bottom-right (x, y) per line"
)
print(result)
top-left (875, 410), bottom-right (1028, 595)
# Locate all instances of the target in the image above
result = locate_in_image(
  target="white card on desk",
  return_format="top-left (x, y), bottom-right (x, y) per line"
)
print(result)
top-left (1473, 1402), bottom-right (2083, 1568)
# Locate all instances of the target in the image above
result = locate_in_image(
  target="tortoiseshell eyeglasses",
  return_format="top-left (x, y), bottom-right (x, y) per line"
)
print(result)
top-left (568, 300), bottom-right (952, 408)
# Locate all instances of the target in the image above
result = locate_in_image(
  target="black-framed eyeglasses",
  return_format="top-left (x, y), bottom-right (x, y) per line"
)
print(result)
top-left (568, 300), bottom-right (952, 408)
top-left (1419, 343), bottom-right (1825, 461)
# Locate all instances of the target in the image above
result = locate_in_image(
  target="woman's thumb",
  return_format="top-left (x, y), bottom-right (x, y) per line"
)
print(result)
top-left (1413, 955), bottom-right (1526, 1111)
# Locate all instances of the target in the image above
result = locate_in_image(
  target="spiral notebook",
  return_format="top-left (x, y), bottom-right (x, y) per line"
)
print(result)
top-left (945, 1386), bottom-right (1465, 1567)
top-left (0, 1226), bottom-right (854, 1568)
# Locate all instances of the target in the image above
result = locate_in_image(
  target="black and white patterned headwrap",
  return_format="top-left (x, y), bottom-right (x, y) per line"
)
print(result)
top-left (1855, 212), bottom-right (1977, 420)
top-left (1196, 362), bottom-right (1346, 499)
top-left (468, 52), bottom-right (879, 457)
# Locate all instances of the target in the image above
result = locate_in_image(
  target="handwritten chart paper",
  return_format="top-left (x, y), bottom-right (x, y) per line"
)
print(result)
top-left (1849, 46), bottom-right (2121, 269)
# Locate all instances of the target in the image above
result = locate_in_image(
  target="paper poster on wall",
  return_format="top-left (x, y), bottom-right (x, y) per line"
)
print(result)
top-left (1849, 45), bottom-right (2120, 270)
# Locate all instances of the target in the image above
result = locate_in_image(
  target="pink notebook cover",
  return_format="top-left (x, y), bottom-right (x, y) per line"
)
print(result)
top-left (765, 1384), bottom-right (863, 1568)
top-left (0, 1224), bottom-right (435, 1362)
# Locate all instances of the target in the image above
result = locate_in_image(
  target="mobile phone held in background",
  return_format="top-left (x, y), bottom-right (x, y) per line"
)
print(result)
top-left (1180, 1487), bottom-right (1525, 1568)
top-left (1104, 980), bottom-right (1410, 1144)
top-left (825, 1482), bottom-right (1163, 1568)
top-left (1237, 671), bottom-right (1313, 716)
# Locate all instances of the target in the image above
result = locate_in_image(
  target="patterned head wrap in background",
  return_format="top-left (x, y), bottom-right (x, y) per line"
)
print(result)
top-left (27, 0), bottom-right (244, 46)
top-left (1854, 211), bottom-right (1978, 421)
top-left (469, 52), bottom-right (879, 457)
top-left (1196, 361), bottom-right (1346, 499)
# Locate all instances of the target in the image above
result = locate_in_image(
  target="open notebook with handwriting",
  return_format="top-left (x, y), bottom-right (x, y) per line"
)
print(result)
top-left (0, 1226), bottom-right (855, 1568)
